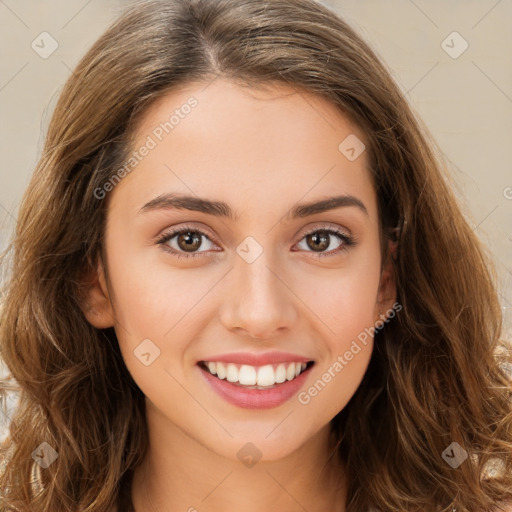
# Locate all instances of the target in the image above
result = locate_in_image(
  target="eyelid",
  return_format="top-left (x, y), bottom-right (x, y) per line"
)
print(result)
top-left (298, 222), bottom-right (352, 239)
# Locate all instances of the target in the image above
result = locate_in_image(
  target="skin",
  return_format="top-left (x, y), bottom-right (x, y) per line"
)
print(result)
top-left (83, 77), bottom-right (397, 512)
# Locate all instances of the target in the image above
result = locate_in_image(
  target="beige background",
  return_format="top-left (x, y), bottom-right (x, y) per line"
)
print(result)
top-left (0, 1), bottom-right (511, 431)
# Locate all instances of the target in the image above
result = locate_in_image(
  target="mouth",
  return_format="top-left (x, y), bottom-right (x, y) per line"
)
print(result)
top-left (197, 360), bottom-right (315, 390)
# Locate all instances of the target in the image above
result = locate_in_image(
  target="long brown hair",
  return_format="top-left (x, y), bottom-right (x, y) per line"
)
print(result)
top-left (1, 0), bottom-right (511, 510)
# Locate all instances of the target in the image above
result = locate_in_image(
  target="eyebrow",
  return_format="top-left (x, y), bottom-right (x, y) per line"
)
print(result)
top-left (137, 193), bottom-right (368, 220)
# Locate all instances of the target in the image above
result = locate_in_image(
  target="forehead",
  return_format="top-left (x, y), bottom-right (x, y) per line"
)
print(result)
top-left (110, 78), bottom-right (377, 223)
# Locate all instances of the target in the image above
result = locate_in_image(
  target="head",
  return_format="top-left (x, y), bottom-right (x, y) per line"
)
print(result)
top-left (1, 0), bottom-right (511, 511)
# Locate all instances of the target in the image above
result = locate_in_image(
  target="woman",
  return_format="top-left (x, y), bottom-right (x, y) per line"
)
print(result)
top-left (1, 0), bottom-right (511, 510)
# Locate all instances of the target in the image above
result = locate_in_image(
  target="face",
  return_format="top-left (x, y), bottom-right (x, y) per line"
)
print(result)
top-left (84, 78), bottom-right (396, 462)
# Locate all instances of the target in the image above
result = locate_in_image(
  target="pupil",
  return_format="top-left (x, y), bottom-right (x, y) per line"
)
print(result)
top-left (179, 231), bottom-right (201, 251)
top-left (310, 231), bottom-right (328, 251)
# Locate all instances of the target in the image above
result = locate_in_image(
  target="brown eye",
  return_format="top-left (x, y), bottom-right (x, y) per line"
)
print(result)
top-left (157, 226), bottom-right (218, 259)
top-left (305, 231), bottom-right (330, 252)
top-left (176, 231), bottom-right (203, 252)
top-left (294, 227), bottom-right (356, 258)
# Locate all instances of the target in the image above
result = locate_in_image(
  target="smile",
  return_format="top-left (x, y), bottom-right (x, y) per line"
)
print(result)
top-left (197, 357), bottom-right (315, 409)
top-left (199, 361), bottom-right (312, 389)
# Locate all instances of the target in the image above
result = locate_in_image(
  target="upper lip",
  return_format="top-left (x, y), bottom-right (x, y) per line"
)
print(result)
top-left (198, 351), bottom-right (313, 366)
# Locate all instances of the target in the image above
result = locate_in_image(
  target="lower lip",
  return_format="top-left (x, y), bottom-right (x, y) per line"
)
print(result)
top-left (198, 364), bottom-right (313, 410)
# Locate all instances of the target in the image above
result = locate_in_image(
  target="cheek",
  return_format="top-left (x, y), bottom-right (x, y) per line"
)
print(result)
top-left (296, 247), bottom-right (382, 345)
top-left (103, 233), bottom-right (226, 393)
top-left (292, 248), bottom-right (381, 414)
top-left (294, 268), bottom-right (380, 421)
top-left (106, 239), bottom-right (219, 338)
top-left (296, 339), bottom-right (373, 432)
top-left (312, 273), bottom-right (379, 340)
top-left (105, 256), bottom-right (216, 413)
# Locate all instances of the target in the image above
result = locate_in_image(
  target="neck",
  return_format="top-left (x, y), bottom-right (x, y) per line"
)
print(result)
top-left (130, 403), bottom-right (347, 512)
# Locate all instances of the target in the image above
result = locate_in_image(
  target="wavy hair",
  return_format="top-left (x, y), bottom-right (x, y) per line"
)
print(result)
top-left (1, 0), bottom-right (511, 510)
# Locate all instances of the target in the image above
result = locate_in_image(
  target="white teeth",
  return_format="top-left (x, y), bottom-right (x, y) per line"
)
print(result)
top-left (203, 361), bottom-right (309, 387)
top-left (275, 364), bottom-right (287, 383)
top-left (239, 365), bottom-right (257, 385)
top-left (226, 363), bottom-right (238, 383)
top-left (216, 362), bottom-right (226, 380)
top-left (256, 365), bottom-right (275, 387)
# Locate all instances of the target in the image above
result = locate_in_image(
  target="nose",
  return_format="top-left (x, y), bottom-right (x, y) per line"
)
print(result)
top-left (219, 248), bottom-right (298, 340)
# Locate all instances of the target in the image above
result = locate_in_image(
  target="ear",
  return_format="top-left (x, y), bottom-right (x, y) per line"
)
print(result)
top-left (374, 237), bottom-right (398, 323)
top-left (79, 256), bottom-right (115, 329)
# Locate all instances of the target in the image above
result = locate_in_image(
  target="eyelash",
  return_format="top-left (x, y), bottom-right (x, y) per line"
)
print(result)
top-left (155, 224), bottom-right (356, 260)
